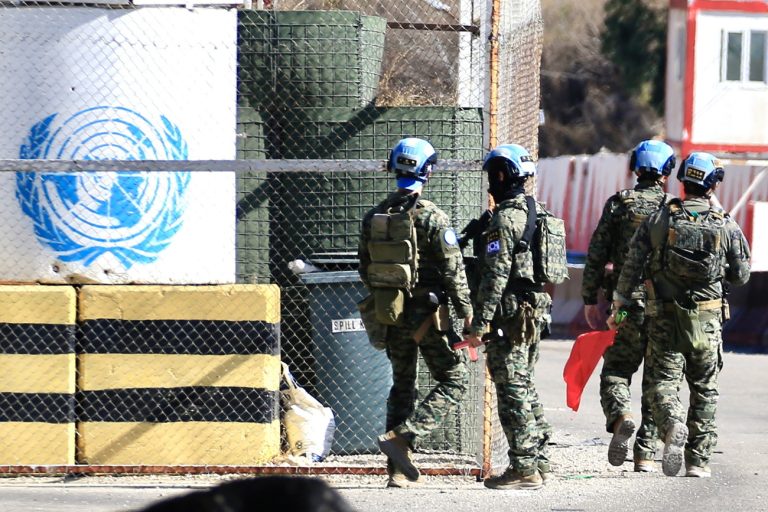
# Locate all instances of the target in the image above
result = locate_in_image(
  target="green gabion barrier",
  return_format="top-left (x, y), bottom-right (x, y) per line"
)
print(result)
top-left (236, 107), bottom-right (269, 284)
top-left (238, 10), bottom-right (387, 110)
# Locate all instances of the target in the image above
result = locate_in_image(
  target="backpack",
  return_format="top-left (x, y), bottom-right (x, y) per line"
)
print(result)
top-left (613, 188), bottom-right (672, 267)
top-left (366, 205), bottom-right (418, 325)
top-left (659, 199), bottom-right (725, 285)
top-left (519, 196), bottom-right (568, 284)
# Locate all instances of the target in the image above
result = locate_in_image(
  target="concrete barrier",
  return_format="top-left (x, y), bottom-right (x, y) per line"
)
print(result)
top-left (77, 284), bottom-right (281, 465)
top-left (0, 285), bottom-right (76, 464)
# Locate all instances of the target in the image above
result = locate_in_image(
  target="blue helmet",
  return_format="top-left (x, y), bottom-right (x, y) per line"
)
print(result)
top-left (629, 139), bottom-right (676, 176)
top-left (388, 137), bottom-right (438, 191)
top-left (482, 144), bottom-right (537, 179)
top-left (677, 152), bottom-right (725, 189)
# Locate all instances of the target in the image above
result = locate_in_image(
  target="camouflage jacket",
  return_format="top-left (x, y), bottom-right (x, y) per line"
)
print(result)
top-left (470, 194), bottom-right (549, 333)
top-left (358, 191), bottom-right (472, 318)
top-left (616, 196), bottom-right (751, 304)
top-left (582, 180), bottom-right (670, 305)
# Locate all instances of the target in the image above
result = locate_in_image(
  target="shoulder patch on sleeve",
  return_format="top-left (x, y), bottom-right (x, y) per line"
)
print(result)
top-left (439, 227), bottom-right (460, 255)
top-left (443, 228), bottom-right (458, 246)
top-left (485, 228), bottom-right (501, 257)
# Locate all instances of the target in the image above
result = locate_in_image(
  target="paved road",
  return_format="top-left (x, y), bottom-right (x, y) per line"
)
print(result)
top-left (1, 340), bottom-right (766, 512)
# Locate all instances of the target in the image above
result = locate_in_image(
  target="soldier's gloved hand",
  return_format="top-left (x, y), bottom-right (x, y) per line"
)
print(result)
top-left (606, 301), bottom-right (626, 331)
top-left (606, 311), bottom-right (619, 331)
top-left (584, 304), bottom-right (607, 330)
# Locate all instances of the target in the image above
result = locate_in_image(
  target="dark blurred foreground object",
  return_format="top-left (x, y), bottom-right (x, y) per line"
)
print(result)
top-left (141, 476), bottom-right (356, 512)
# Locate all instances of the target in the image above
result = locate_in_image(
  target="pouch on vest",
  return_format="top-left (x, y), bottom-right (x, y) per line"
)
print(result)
top-left (367, 209), bottom-right (417, 318)
top-left (501, 292), bottom-right (518, 318)
top-left (367, 240), bottom-right (414, 264)
top-left (669, 298), bottom-right (708, 352)
top-left (507, 301), bottom-right (537, 345)
top-left (662, 204), bottom-right (723, 284)
top-left (367, 262), bottom-right (412, 289)
top-left (370, 213), bottom-right (390, 240)
top-left (386, 211), bottom-right (414, 239)
top-left (374, 288), bottom-right (406, 325)
top-left (357, 294), bottom-right (387, 350)
top-left (666, 246), bottom-right (718, 283)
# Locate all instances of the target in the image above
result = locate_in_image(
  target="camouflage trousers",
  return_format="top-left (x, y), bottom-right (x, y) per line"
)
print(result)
top-left (646, 313), bottom-right (724, 467)
top-left (385, 319), bottom-right (468, 447)
top-left (599, 305), bottom-right (659, 460)
top-left (486, 292), bottom-right (552, 476)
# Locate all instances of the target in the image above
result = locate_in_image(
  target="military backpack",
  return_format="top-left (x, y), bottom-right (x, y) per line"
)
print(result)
top-left (366, 206), bottom-right (418, 325)
top-left (655, 199), bottom-right (726, 285)
top-left (613, 188), bottom-right (672, 267)
top-left (519, 196), bottom-right (568, 285)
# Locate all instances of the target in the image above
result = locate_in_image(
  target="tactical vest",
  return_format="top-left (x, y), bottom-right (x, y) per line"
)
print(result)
top-left (367, 207), bottom-right (418, 325)
top-left (651, 199), bottom-right (725, 285)
top-left (612, 188), bottom-right (670, 268)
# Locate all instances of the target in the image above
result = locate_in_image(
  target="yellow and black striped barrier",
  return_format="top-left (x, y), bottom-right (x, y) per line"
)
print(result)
top-left (0, 285), bottom-right (76, 465)
top-left (77, 284), bottom-right (281, 465)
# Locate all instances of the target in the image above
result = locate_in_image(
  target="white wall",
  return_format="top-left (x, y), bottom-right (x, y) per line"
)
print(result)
top-left (0, 7), bottom-right (237, 285)
top-left (692, 11), bottom-right (768, 146)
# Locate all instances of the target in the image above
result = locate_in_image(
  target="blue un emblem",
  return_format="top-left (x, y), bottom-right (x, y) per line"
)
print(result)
top-left (16, 106), bottom-right (190, 269)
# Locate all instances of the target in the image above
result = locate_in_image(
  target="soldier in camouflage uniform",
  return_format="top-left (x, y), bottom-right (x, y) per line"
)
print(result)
top-left (358, 138), bottom-right (473, 488)
top-left (613, 152), bottom-right (751, 478)
top-left (464, 144), bottom-right (556, 490)
top-left (582, 140), bottom-right (677, 472)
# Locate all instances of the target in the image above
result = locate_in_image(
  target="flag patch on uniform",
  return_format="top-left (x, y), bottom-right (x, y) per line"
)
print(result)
top-left (486, 229), bottom-right (501, 256)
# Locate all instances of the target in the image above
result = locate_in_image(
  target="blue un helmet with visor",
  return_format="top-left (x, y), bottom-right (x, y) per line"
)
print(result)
top-left (482, 144), bottom-right (537, 179)
top-left (629, 139), bottom-right (676, 176)
top-left (677, 152), bottom-right (725, 190)
top-left (389, 137), bottom-right (438, 191)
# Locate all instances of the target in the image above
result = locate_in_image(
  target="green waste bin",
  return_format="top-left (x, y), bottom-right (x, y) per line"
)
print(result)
top-left (299, 270), bottom-right (391, 455)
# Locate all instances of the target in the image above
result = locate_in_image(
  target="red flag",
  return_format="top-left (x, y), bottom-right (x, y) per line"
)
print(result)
top-left (563, 330), bottom-right (616, 412)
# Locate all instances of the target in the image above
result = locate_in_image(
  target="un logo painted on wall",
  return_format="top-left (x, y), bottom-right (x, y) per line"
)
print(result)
top-left (16, 106), bottom-right (191, 269)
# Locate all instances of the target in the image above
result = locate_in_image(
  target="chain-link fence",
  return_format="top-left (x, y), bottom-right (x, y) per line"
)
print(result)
top-left (0, 0), bottom-right (543, 476)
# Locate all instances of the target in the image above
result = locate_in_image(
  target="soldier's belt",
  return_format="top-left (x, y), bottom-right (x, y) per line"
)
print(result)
top-left (661, 299), bottom-right (722, 312)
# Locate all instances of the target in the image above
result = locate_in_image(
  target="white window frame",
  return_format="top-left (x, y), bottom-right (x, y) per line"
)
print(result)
top-left (721, 29), bottom-right (768, 84)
